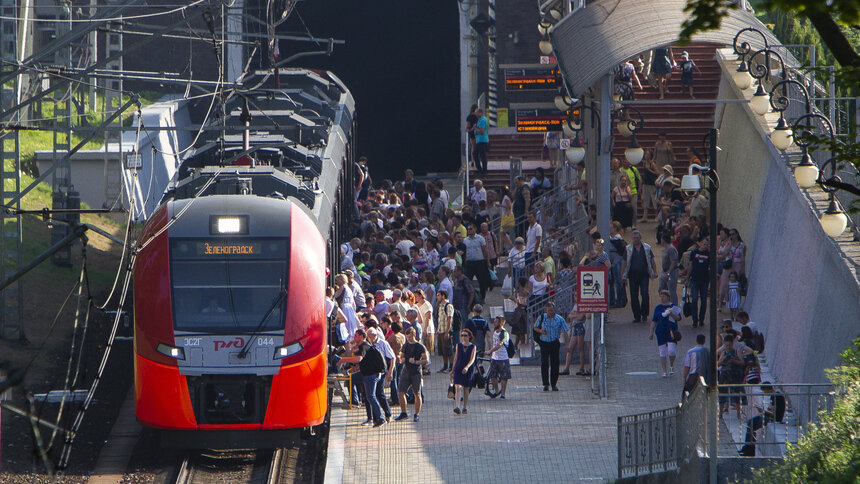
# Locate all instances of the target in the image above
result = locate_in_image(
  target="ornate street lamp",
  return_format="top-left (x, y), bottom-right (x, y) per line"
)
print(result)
top-left (732, 27), bottom-right (769, 90)
top-left (767, 78), bottom-right (811, 151)
top-left (618, 107), bottom-right (645, 164)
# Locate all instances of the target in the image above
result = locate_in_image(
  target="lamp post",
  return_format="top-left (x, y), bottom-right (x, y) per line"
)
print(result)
top-left (767, 78), bottom-right (812, 151)
top-left (617, 106), bottom-right (645, 165)
top-left (791, 112), bottom-right (848, 237)
top-left (731, 27), bottom-right (769, 90)
top-left (746, 47), bottom-right (787, 115)
top-left (680, 129), bottom-right (719, 484)
top-left (564, 102), bottom-right (600, 164)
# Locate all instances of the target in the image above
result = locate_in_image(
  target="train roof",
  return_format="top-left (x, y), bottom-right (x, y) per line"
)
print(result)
top-left (160, 68), bottom-right (354, 234)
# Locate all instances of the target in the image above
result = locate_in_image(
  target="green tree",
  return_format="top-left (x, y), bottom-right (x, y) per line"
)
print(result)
top-left (748, 338), bottom-right (860, 483)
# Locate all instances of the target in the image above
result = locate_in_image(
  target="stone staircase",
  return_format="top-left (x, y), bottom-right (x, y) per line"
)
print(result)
top-left (612, 42), bottom-right (722, 174)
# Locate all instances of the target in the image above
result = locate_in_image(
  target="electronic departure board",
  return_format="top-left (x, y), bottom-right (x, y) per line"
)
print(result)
top-left (515, 108), bottom-right (566, 132)
top-left (504, 67), bottom-right (558, 91)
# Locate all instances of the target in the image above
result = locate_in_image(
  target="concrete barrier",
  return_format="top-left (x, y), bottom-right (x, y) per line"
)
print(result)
top-left (714, 49), bottom-right (860, 385)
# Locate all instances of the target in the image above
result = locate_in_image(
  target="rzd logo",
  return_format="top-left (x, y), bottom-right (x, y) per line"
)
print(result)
top-left (213, 337), bottom-right (245, 351)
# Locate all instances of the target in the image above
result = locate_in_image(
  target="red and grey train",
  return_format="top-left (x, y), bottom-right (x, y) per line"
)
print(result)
top-left (132, 69), bottom-right (356, 447)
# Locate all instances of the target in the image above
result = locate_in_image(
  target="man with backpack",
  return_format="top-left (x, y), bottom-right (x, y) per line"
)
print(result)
top-left (739, 382), bottom-right (785, 456)
top-left (485, 315), bottom-right (513, 399)
top-left (337, 328), bottom-right (389, 428)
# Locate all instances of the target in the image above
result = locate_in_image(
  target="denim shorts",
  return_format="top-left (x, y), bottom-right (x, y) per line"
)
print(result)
top-left (572, 321), bottom-right (585, 336)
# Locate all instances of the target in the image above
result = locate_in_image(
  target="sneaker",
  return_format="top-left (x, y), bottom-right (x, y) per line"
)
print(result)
top-left (499, 395), bottom-right (506, 400)
top-left (394, 413), bottom-right (409, 421)
top-left (385, 415), bottom-right (392, 423)
top-left (462, 408), bottom-right (467, 414)
top-left (552, 386), bottom-right (559, 391)
top-left (669, 368), bottom-right (675, 375)
top-left (360, 419), bottom-right (373, 426)
top-left (413, 414), bottom-right (420, 422)
top-left (662, 373), bottom-right (668, 378)
top-left (372, 419), bottom-right (387, 428)
top-left (543, 386), bottom-right (549, 392)
top-left (453, 407), bottom-right (461, 414)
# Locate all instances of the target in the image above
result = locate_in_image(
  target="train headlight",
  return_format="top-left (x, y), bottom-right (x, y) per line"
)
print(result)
top-left (156, 342), bottom-right (186, 360)
top-left (273, 342), bottom-right (303, 360)
top-left (209, 215), bottom-right (249, 235)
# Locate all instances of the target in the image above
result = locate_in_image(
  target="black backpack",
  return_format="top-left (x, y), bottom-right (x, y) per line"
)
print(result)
top-left (610, 238), bottom-right (627, 259)
top-left (359, 344), bottom-right (386, 375)
top-left (501, 329), bottom-right (516, 358)
top-left (449, 304), bottom-right (462, 333)
top-left (769, 393), bottom-right (786, 423)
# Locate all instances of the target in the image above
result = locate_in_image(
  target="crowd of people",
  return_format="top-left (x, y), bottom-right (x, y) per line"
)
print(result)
top-left (326, 159), bottom-right (607, 427)
top-left (334, 148), bottom-right (769, 445)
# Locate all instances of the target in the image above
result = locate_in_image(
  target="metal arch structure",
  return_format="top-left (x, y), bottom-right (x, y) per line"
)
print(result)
top-left (549, 0), bottom-right (790, 97)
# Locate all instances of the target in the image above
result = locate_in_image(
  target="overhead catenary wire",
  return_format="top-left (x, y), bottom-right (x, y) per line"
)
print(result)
top-left (0, 0), bottom-right (209, 23)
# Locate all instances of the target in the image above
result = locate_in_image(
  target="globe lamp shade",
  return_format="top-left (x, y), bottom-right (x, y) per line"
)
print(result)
top-left (539, 40), bottom-right (553, 55)
top-left (566, 145), bottom-right (586, 163)
top-left (770, 124), bottom-right (793, 151)
top-left (820, 200), bottom-right (848, 238)
top-left (793, 156), bottom-right (819, 188)
top-left (733, 64), bottom-right (753, 90)
top-left (750, 86), bottom-right (770, 115)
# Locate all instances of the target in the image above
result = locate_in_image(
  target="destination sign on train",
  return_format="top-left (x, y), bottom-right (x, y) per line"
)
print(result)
top-left (515, 108), bottom-right (566, 132)
top-left (199, 242), bottom-right (261, 256)
top-left (504, 67), bottom-right (558, 91)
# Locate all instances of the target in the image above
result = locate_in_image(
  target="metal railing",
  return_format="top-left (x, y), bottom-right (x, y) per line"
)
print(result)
top-left (618, 406), bottom-right (680, 478)
top-left (618, 376), bottom-right (708, 479)
top-left (717, 383), bottom-right (836, 458)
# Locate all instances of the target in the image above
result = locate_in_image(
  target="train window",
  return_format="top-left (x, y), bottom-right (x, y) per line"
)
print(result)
top-left (170, 238), bottom-right (289, 333)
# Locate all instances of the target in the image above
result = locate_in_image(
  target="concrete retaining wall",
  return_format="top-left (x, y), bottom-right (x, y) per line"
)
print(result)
top-left (714, 50), bottom-right (860, 384)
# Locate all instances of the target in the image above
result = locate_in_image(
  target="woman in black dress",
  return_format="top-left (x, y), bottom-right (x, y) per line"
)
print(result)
top-left (450, 329), bottom-right (477, 414)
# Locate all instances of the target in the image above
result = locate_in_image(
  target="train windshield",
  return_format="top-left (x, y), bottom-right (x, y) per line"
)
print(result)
top-left (169, 238), bottom-right (289, 333)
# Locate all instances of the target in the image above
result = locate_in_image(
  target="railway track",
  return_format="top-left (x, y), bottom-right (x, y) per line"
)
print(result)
top-left (171, 435), bottom-right (322, 484)
top-left (173, 447), bottom-right (287, 484)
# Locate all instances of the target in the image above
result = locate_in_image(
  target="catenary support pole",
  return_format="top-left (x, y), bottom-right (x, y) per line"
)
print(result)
top-left (707, 128), bottom-right (719, 484)
top-left (598, 74), bottom-right (612, 239)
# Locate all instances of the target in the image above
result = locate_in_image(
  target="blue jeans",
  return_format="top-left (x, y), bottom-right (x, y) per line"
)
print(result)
top-left (389, 362), bottom-right (403, 400)
top-left (609, 260), bottom-right (625, 306)
top-left (362, 373), bottom-right (384, 423)
top-left (690, 279), bottom-right (709, 325)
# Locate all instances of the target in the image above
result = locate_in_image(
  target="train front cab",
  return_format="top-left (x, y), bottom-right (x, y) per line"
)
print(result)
top-left (133, 198), bottom-right (327, 448)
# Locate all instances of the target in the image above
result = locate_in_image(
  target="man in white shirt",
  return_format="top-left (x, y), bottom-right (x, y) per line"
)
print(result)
top-left (485, 315), bottom-right (511, 399)
top-left (470, 179), bottom-right (487, 209)
top-left (525, 211), bottom-right (542, 265)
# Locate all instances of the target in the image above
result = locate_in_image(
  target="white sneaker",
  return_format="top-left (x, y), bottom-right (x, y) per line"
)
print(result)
top-left (669, 368), bottom-right (675, 375)
top-left (662, 373), bottom-right (668, 378)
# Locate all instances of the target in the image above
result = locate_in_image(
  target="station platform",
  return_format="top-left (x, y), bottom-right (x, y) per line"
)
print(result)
top-left (325, 223), bottom-right (696, 483)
